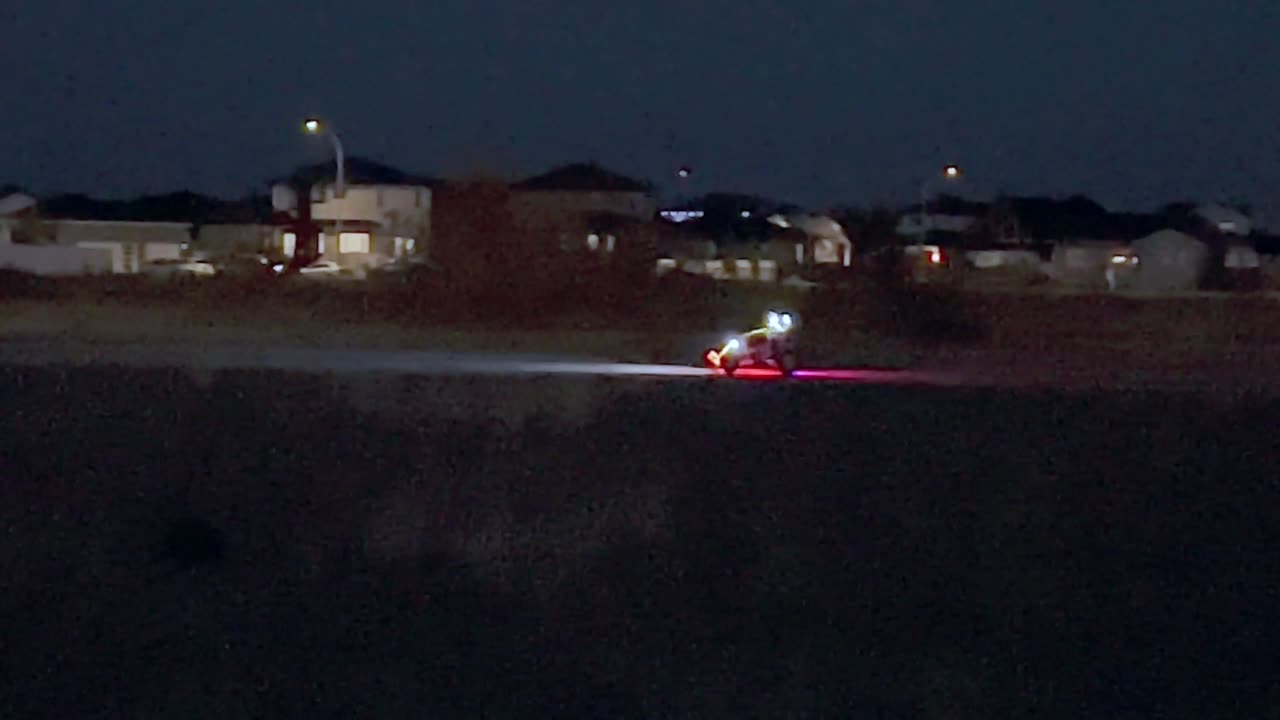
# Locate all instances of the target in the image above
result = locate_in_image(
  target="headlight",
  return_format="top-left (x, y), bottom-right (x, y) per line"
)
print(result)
top-left (724, 338), bottom-right (740, 352)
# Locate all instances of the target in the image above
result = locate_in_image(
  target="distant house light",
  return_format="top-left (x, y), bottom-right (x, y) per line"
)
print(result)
top-left (659, 210), bottom-right (704, 223)
top-left (1219, 221), bottom-right (1237, 232)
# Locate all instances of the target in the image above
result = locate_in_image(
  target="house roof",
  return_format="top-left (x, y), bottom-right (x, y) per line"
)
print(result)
top-left (909, 194), bottom-right (991, 217)
top-left (37, 191), bottom-right (234, 223)
top-left (273, 156), bottom-right (439, 187)
top-left (514, 163), bottom-right (654, 193)
top-left (988, 195), bottom-right (1172, 241)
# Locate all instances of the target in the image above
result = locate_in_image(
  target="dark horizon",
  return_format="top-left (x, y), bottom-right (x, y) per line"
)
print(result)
top-left (5, 1), bottom-right (1278, 222)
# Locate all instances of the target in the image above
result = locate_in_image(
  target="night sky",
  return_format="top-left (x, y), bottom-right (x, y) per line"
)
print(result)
top-left (4, 1), bottom-right (1278, 218)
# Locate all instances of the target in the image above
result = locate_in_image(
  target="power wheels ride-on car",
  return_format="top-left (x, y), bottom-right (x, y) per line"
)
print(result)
top-left (703, 310), bottom-right (799, 377)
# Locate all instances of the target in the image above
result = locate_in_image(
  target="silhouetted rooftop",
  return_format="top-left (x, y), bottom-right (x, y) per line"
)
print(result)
top-left (30, 191), bottom-right (274, 224)
top-left (514, 163), bottom-right (653, 193)
top-left (273, 156), bottom-right (439, 187)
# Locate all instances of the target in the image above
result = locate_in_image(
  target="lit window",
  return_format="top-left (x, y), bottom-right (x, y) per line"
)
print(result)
top-left (339, 232), bottom-right (371, 254)
top-left (587, 233), bottom-right (600, 251)
top-left (318, 233), bottom-right (326, 255)
top-left (405, 238), bottom-right (416, 253)
top-left (605, 235), bottom-right (616, 252)
top-left (282, 232), bottom-right (297, 257)
top-left (758, 260), bottom-right (778, 281)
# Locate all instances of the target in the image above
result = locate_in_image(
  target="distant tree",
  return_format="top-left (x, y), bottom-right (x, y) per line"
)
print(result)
top-left (1159, 201), bottom-right (1203, 233)
top-left (836, 205), bottom-right (899, 253)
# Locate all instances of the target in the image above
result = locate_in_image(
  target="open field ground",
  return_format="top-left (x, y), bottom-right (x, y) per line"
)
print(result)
top-left (2, 366), bottom-right (1279, 717)
top-left (4, 270), bottom-right (1280, 393)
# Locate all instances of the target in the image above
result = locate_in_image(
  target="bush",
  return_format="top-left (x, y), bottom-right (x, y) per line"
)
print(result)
top-left (0, 268), bottom-right (56, 301)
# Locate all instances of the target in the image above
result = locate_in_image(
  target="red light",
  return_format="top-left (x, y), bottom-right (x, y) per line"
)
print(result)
top-left (731, 367), bottom-right (784, 379)
top-left (704, 349), bottom-right (721, 368)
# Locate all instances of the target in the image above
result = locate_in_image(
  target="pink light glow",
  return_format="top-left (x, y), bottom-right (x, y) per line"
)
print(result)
top-left (707, 366), bottom-right (943, 384)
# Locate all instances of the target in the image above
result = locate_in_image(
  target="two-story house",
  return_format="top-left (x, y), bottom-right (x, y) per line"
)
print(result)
top-left (508, 163), bottom-right (657, 253)
top-left (269, 157), bottom-right (437, 269)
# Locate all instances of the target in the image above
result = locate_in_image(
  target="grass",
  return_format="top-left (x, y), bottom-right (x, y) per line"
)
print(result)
top-left (5, 265), bottom-right (1280, 379)
top-left (2, 366), bottom-right (1280, 717)
top-left (0, 268), bottom-right (979, 365)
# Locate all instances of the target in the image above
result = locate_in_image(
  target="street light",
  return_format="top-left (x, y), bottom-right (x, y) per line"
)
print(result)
top-left (920, 164), bottom-right (963, 240)
top-left (302, 117), bottom-right (347, 259)
top-left (302, 117), bottom-right (346, 199)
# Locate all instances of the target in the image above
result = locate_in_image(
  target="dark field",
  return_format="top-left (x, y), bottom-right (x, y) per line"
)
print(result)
top-left (2, 367), bottom-right (1279, 717)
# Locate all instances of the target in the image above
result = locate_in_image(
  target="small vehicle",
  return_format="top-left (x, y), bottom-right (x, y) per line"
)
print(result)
top-left (140, 257), bottom-right (218, 280)
top-left (274, 258), bottom-right (359, 280)
top-left (703, 310), bottom-right (799, 377)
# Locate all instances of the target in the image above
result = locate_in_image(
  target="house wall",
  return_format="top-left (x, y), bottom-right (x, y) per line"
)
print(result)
top-left (271, 183), bottom-right (432, 264)
top-left (194, 224), bottom-right (274, 257)
top-left (76, 241), bottom-right (183, 273)
top-left (3, 220), bottom-right (190, 274)
top-left (0, 223), bottom-right (113, 275)
top-left (1130, 231), bottom-right (1208, 293)
top-left (1045, 242), bottom-right (1131, 288)
top-left (508, 190), bottom-right (657, 244)
top-left (274, 229), bottom-right (411, 270)
top-left (896, 213), bottom-right (978, 237)
top-left (272, 184), bottom-right (431, 237)
top-left (50, 220), bottom-right (192, 247)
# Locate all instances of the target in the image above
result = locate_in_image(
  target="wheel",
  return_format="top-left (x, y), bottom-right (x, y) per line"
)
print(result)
top-left (778, 350), bottom-right (798, 376)
top-left (721, 355), bottom-right (739, 377)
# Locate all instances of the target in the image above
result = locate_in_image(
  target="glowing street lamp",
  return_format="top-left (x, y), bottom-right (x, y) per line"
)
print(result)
top-left (302, 117), bottom-right (346, 199)
top-left (920, 163), bottom-right (963, 239)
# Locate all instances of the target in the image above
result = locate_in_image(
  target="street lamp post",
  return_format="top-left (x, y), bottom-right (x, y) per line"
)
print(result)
top-left (303, 118), bottom-right (345, 198)
top-left (920, 164), bottom-right (962, 241)
top-left (303, 118), bottom-right (345, 259)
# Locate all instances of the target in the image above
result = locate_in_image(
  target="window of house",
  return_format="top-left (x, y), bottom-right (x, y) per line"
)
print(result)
top-left (377, 189), bottom-right (385, 208)
top-left (415, 190), bottom-right (423, 209)
top-left (282, 232), bottom-right (297, 257)
top-left (339, 232), bottom-right (371, 254)
top-left (758, 260), bottom-right (778, 282)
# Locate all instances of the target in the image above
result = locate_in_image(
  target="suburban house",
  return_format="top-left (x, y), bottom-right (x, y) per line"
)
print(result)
top-left (647, 193), bottom-right (852, 282)
top-left (0, 192), bottom-right (114, 274)
top-left (1193, 203), bottom-right (1253, 237)
top-left (0, 191), bottom-right (198, 274)
top-left (190, 194), bottom-right (276, 258)
top-left (268, 157), bottom-right (437, 269)
top-left (896, 195), bottom-right (987, 241)
top-left (508, 163), bottom-right (658, 254)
